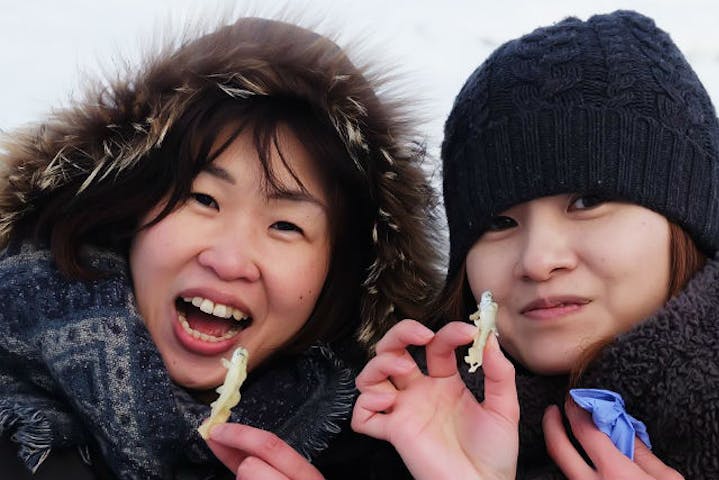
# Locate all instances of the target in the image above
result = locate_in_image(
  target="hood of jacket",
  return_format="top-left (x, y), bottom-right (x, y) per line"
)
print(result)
top-left (0, 17), bottom-right (442, 353)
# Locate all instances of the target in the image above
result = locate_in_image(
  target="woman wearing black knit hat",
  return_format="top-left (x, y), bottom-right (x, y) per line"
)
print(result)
top-left (352, 9), bottom-right (718, 480)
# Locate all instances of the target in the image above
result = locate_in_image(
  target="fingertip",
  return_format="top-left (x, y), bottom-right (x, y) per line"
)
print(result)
top-left (543, 404), bottom-right (560, 423)
top-left (413, 321), bottom-right (436, 340)
top-left (435, 321), bottom-right (479, 347)
top-left (634, 436), bottom-right (648, 452)
top-left (358, 391), bottom-right (397, 412)
top-left (633, 436), bottom-right (654, 456)
top-left (459, 321), bottom-right (480, 342)
top-left (208, 423), bottom-right (226, 441)
top-left (564, 397), bottom-right (587, 422)
top-left (562, 398), bottom-right (594, 434)
top-left (411, 327), bottom-right (436, 347)
top-left (375, 320), bottom-right (435, 353)
top-left (398, 318), bottom-right (432, 334)
top-left (562, 398), bottom-right (579, 423)
top-left (351, 397), bottom-right (390, 441)
top-left (487, 331), bottom-right (499, 350)
top-left (483, 333), bottom-right (512, 374)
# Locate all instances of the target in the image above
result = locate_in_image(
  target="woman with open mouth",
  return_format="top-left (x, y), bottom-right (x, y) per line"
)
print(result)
top-left (0, 15), bottom-right (441, 480)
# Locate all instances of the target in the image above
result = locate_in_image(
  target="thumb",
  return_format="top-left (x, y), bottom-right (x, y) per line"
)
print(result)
top-left (633, 439), bottom-right (684, 480)
top-left (206, 436), bottom-right (246, 474)
top-left (480, 334), bottom-right (519, 424)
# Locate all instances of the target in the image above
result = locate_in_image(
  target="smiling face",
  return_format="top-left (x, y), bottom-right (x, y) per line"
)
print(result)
top-left (129, 125), bottom-right (331, 389)
top-left (465, 194), bottom-right (671, 374)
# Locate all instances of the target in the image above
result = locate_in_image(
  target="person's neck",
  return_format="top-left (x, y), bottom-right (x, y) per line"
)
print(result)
top-left (188, 388), bottom-right (218, 405)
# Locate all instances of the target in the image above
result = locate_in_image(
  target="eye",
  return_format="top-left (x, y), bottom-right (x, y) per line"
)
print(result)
top-left (271, 221), bottom-right (303, 234)
top-left (487, 215), bottom-right (517, 232)
top-left (569, 194), bottom-right (607, 211)
top-left (191, 192), bottom-right (219, 210)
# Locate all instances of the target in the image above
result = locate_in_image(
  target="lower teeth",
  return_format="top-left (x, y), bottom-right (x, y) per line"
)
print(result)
top-left (177, 314), bottom-right (241, 343)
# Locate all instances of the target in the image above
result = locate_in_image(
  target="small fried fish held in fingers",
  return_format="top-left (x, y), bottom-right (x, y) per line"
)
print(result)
top-left (198, 347), bottom-right (249, 439)
top-left (464, 291), bottom-right (498, 373)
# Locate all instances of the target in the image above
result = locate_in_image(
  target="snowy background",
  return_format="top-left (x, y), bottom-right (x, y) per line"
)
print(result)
top-left (1, 0), bottom-right (718, 161)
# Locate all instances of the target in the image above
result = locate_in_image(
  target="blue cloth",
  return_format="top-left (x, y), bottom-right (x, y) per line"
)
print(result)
top-left (569, 388), bottom-right (652, 460)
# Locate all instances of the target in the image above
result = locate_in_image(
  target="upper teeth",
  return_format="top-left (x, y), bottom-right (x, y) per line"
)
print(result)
top-left (182, 297), bottom-right (249, 321)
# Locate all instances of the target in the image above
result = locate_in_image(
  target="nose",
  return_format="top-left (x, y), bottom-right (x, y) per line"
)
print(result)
top-left (514, 215), bottom-right (577, 282)
top-left (197, 230), bottom-right (261, 282)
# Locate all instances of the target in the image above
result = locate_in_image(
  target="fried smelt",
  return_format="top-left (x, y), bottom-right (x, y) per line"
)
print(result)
top-left (464, 291), bottom-right (498, 373)
top-left (198, 347), bottom-right (249, 439)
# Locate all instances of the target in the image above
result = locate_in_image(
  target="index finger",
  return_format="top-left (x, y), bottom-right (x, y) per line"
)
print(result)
top-left (374, 319), bottom-right (434, 355)
top-left (208, 424), bottom-right (323, 480)
top-left (425, 321), bottom-right (476, 377)
top-left (355, 352), bottom-right (419, 391)
top-left (236, 456), bottom-right (292, 480)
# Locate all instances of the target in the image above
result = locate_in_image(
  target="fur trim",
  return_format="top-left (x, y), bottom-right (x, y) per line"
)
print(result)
top-left (287, 344), bottom-right (358, 458)
top-left (0, 17), bottom-right (442, 352)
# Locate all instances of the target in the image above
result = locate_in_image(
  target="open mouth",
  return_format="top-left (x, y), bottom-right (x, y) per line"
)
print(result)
top-left (175, 296), bottom-right (252, 343)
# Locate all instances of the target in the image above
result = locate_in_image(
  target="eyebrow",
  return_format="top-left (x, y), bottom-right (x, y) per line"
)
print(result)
top-left (203, 165), bottom-right (236, 185)
top-left (268, 189), bottom-right (328, 211)
top-left (202, 165), bottom-right (327, 210)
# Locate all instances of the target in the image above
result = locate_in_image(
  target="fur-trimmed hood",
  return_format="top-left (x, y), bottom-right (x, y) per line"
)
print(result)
top-left (0, 17), bottom-right (442, 353)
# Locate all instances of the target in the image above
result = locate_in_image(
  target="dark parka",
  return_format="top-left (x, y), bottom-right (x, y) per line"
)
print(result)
top-left (0, 17), bottom-right (439, 479)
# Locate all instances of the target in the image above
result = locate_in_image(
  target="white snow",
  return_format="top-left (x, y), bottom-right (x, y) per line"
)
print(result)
top-left (1, 0), bottom-right (718, 159)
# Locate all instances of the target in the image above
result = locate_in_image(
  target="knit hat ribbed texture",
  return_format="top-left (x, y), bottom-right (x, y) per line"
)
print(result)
top-left (442, 10), bottom-right (719, 278)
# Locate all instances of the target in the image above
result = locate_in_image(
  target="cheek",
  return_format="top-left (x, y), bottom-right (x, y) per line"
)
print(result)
top-left (617, 218), bottom-right (668, 277)
top-left (298, 260), bottom-right (330, 304)
top-left (128, 214), bottom-right (186, 316)
top-left (129, 230), bottom-right (163, 322)
top-left (130, 227), bottom-right (172, 283)
top-left (129, 232), bottom-right (152, 288)
top-left (465, 243), bottom-right (513, 302)
top-left (588, 215), bottom-right (671, 330)
top-left (273, 247), bottom-right (330, 316)
top-left (130, 208), bottom-right (193, 272)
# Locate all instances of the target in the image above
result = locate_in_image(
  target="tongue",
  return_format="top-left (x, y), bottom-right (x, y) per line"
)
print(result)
top-left (186, 309), bottom-right (235, 337)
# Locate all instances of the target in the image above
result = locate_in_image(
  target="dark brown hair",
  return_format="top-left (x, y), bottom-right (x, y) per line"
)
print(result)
top-left (569, 222), bottom-right (706, 384)
top-left (430, 221), bottom-right (708, 377)
top-left (19, 91), bottom-right (376, 353)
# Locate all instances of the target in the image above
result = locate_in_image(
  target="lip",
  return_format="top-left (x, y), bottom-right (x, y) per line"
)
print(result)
top-left (172, 311), bottom-right (243, 356)
top-left (521, 295), bottom-right (590, 320)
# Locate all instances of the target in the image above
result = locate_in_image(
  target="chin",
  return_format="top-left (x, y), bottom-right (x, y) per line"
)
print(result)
top-left (521, 356), bottom-right (573, 376)
top-left (169, 368), bottom-right (224, 391)
top-left (534, 365), bottom-right (571, 375)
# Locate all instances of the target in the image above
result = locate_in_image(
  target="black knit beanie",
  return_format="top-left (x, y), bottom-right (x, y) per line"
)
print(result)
top-left (442, 10), bottom-right (719, 279)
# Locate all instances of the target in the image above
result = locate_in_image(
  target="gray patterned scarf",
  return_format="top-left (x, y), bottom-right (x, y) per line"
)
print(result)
top-left (0, 243), bottom-right (356, 479)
